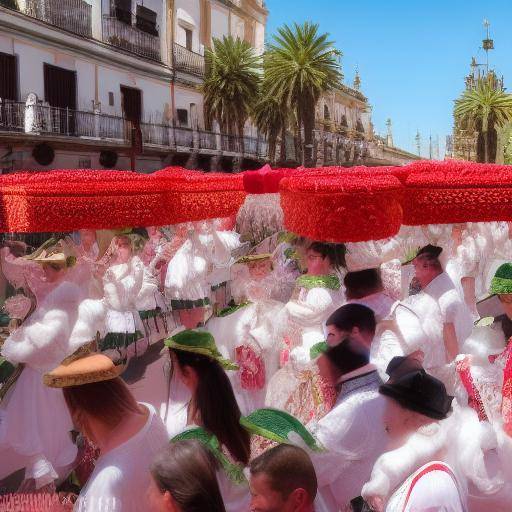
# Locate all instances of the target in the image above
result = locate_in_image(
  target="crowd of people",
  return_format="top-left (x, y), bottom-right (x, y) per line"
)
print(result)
top-left (1, 215), bottom-right (512, 512)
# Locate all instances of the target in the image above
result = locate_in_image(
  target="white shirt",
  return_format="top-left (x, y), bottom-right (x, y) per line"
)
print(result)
top-left (310, 371), bottom-right (387, 511)
top-left (423, 272), bottom-right (473, 349)
top-left (349, 291), bottom-right (396, 322)
top-left (75, 403), bottom-right (169, 512)
top-left (385, 461), bottom-right (465, 512)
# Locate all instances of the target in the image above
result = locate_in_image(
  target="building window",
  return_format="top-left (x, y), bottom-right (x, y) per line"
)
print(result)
top-left (108, 92), bottom-right (115, 106)
top-left (120, 86), bottom-right (142, 124)
top-left (323, 104), bottom-right (330, 121)
top-left (356, 118), bottom-right (365, 133)
top-left (0, 52), bottom-right (17, 101)
top-left (136, 5), bottom-right (158, 36)
top-left (340, 114), bottom-right (348, 128)
top-left (44, 64), bottom-right (77, 109)
top-left (113, 0), bottom-right (132, 25)
top-left (177, 108), bottom-right (188, 127)
top-left (184, 28), bottom-right (193, 51)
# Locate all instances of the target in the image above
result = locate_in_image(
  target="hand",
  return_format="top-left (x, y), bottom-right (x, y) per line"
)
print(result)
top-left (367, 496), bottom-right (384, 512)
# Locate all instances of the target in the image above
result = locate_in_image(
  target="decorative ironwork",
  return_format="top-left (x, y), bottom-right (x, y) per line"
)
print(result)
top-left (103, 15), bottom-right (160, 61)
top-left (24, 0), bottom-right (92, 38)
top-left (173, 43), bottom-right (205, 76)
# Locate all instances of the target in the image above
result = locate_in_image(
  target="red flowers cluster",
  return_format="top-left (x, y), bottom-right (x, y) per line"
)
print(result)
top-left (0, 168), bottom-right (246, 232)
top-left (3, 160), bottom-right (512, 238)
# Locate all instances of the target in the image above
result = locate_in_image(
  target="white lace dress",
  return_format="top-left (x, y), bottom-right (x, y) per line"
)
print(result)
top-left (0, 281), bottom-right (85, 487)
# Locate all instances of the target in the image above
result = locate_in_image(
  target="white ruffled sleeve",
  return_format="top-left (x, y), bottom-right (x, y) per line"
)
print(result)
top-left (285, 288), bottom-right (335, 327)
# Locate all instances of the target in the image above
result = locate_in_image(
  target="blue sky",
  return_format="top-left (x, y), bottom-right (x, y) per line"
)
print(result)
top-left (265, 0), bottom-right (512, 157)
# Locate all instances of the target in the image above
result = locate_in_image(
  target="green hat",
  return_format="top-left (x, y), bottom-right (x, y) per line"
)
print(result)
top-left (309, 341), bottom-right (328, 360)
top-left (164, 329), bottom-right (238, 371)
top-left (235, 253), bottom-right (272, 265)
top-left (171, 427), bottom-right (246, 485)
top-left (490, 263), bottom-right (512, 295)
top-left (240, 408), bottom-right (323, 452)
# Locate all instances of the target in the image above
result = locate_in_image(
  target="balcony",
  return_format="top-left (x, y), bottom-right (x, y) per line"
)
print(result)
top-left (173, 43), bottom-right (205, 76)
top-left (0, 101), bottom-right (124, 139)
top-left (0, 101), bottom-right (268, 160)
top-left (22, 0), bottom-right (92, 38)
top-left (103, 15), bottom-right (160, 61)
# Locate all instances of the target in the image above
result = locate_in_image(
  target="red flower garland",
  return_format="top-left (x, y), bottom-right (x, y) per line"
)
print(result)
top-left (280, 172), bottom-right (403, 242)
top-left (242, 165), bottom-right (299, 194)
top-left (0, 168), bottom-right (245, 232)
top-left (403, 161), bottom-right (512, 225)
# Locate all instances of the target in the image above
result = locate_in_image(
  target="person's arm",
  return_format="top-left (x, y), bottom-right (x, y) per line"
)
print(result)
top-left (443, 323), bottom-right (459, 363)
top-left (285, 288), bottom-right (334, 326)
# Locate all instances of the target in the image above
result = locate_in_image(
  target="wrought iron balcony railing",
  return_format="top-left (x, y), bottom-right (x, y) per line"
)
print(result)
top-left (103, 15), bottom-right (160, 61)
top-left (22, 0), bottom-right (92, 38)
top-left (173, 43), bottom-right (205, 76)
top-left (0, 100), bottom-right (268, 160)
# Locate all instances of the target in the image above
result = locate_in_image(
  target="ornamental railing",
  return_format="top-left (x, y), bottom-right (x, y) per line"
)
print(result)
top-left (0, 100), bottom-right (269, 160)
top-left (102, 15), bottom-right (160, 61)
top-left (173, 43), bottom-right (205, 76)
top-left (24, 0), bottom-right (92, 38)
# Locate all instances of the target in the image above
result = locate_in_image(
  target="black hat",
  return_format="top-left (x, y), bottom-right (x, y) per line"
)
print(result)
top-left (379, 356), bottom-right (453, 420)
top-left (415, 244), bottom-right (443, 260)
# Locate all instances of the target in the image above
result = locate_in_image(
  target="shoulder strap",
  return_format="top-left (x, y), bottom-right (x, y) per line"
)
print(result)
top-left (402, 463), bottom-right (462, 512)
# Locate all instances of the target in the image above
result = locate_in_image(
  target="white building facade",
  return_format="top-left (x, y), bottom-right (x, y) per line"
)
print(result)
top-left (0, 0), bottom-right (268, 172)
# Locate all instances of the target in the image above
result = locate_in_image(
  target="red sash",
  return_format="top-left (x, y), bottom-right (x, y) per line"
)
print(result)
top-left (402, 462), bottom-right (460, 512)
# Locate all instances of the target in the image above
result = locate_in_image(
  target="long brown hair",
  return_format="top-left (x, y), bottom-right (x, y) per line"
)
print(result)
top-left (63, 377), bottom-right (142, 440)
top-left (172, 349), bottom-right (251, 465)
top-left (151, 440), bottom-right (227, 512)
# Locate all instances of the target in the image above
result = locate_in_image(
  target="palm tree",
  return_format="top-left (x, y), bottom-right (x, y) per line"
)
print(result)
top-left (264, 22), bottom-right (342, 167)
top-left (203, 36), bottom-right (261, 153)
top-left (252, 96), bottom-right (286, 164)
top-left (454, 76), bottom-right (512, 163)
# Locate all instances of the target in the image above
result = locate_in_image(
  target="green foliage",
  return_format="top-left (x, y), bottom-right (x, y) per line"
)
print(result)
top-left (263, 22), bottom-right (343, 166)
top-left (203, 36), bottom-right (261, 140)
top-left (454, 77), bottom-right (512, 163)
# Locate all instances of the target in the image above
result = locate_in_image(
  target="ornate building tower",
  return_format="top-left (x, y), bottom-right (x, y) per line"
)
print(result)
top-left (452, 20), bottom-right (505, 162)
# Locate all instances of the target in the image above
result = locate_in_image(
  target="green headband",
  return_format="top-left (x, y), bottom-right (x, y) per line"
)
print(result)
top-left (490, 263), bottom-right (512, 295)
top-left (164, 329), bottom-right (238, 371)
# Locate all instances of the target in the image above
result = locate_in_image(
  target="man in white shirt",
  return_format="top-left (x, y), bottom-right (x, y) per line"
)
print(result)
top-left (412, 245), bottom-right (473, 363)
top-left (310, 325), bottom-right (387, 511)
top-left (362, 356), bottom-right (465, 512)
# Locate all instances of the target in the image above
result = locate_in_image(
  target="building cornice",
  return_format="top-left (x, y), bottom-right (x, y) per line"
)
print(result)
top-left (212, 0), bottom-right (267, 24)
top-left (0, 7), bottom-right (174, 83)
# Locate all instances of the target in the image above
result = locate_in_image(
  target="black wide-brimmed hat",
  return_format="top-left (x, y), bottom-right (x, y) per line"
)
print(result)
top-left (379, 356), bottom-right (453, 420)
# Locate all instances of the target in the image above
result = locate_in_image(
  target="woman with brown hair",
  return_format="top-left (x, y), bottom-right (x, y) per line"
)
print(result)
top-left (148, 439), bottom-right (226, 512)
top-left (164, 329), bottom-right (251, 512)
top-left (44, 353), bottom-right (169, 512)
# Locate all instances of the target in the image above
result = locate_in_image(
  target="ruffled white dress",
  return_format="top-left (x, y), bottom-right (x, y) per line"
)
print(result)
top-left (0, 280), bottom-right (85, 487)
top-left (101, 257), bottom-right (145, 358)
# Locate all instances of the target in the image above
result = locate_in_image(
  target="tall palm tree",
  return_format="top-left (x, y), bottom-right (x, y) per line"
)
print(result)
top-left (203, 36), bottom-right (261, 153)
top-left (252, 83), bottom-right (291, 164)
top-left (454, 76), bottom-right (512, 163)
top-left (264, 22), bottom-right (342, 167)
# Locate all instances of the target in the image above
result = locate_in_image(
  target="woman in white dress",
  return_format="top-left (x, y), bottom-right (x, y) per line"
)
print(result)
top-left (266, 241), bottom-right (344, 424)
top-left (136, 227), bottom-right (173, 346)
top-left (44, 353), bottom-right (169, 512)
top-left (207, 253), bottom-right (285, 415)
top-left (100, 235), bottom-right (144, 361)
top-left (164, 329), bottom-right (251, 512)
top-left (165, 223), bottom-right (211, 330)
top-left (0, 242), bottom-right (92, 489)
